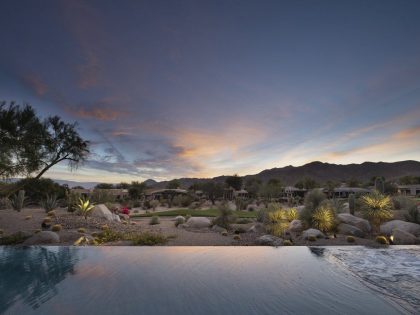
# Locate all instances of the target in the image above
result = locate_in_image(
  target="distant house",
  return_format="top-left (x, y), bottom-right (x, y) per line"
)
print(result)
top-left (284, 186), bottom-right (307, 199)
top-left (397, 185), bottom-right (420, 197)
top-left (70, 188), bottom-right (129, 200)
top-left (223, 187), bottom-right (249, 200)
top-left (146, 188), bottom-right (188, 200)
top-left (329, 187), bottom-right (371, 198)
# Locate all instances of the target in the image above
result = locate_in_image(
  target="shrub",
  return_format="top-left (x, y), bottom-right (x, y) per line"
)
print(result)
top-left (133, 209), bottom-right (139, 214)
top-left (312, 205), bottom-right (335, 233)
top-left (185, 214), bottom-right (191, 221)
top-left (405, 206), bottom-right (420, 224)
top-left (0, 231), bottom-right (30, 245)
top-left (40, 194), bottom-right (59, 212)
top-left (101, 224), bottom-right (109, 230)
top-left (348, 194), bottom-right (356, 215)
top-left (233, 235), bottom-right (241, 240)
top-left (256, 203), bottom-right (281, 223)
top-left (375, 235), bottom-right (388, 245)
top-left (265, 205), bottom-right (290, 237)
top-left (10, 190), bottom-right (27, 212)
top-left (213, 202), bottom-right (235, 229)
top-left (150, 200), bottom-right (159, 211)
top-left (308, 235), bottom-right (316, 242)
top-left (301, 189), bottom-right (326, 225)
top-left (91, 189), bottom-right (115, 203)
top-left (47, 210), bottom-right (56, 217)
top-left (51, 224), bottom-right (62, 232)
top-left (91, 232), bottom-right (100, 237)
top-left (283, 240), bottom-right (292, 246)
top-left (0, 197), bottom-right (11, 210)
top-left (76, 197), bottom-right (95, 220)
top-left (149, 215), bottom-right (160, 225)
top-left (78, 227), bottom-right (86, 233)
top-left (14, 178), bottom-right (66, 203)
top-left (346, 236), bottom-right (355, 243)
top-left (286, 208), bottom-right (299, 222)
top-left (129, 232), bottom-right (167, 246)
top-left (360, 191), bottom-right (393, 233)
top-left (143, 200), bottom-right (151, 209)
top-left (97, 229), bottom-right (123, 243)
top-left (173, 195), bottom-right (193, 207)
top-left (67, 190), bottom-right (81, 212)
top-left (174, 216), bottom-right (185, 227)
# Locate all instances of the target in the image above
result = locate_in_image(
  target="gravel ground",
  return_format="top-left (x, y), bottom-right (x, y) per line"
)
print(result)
top-left (0, 207), bottom-right (382, 247)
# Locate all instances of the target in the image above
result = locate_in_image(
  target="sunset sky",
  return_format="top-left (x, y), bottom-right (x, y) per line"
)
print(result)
top-left (1, 0), bottom-right (420, 183)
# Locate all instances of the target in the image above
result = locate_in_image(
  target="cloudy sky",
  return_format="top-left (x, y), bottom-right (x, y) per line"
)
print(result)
top-left (1, 0), bottom-right (419, 183)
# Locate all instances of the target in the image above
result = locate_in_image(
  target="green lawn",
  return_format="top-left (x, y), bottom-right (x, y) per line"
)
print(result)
top-left (130, 208), bottom-right (257, 218)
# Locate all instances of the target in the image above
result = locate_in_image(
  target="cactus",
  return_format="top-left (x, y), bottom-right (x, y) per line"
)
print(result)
top-left (41, 194), bottom-right (59, 213)
top-left (348, 194), bottom-right (355, 215)
top-left (10, 190), bottom-right (26, 212)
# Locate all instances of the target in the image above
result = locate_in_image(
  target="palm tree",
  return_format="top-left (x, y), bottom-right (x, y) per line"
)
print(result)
top-left (360, 190), bottom-right (393, 233)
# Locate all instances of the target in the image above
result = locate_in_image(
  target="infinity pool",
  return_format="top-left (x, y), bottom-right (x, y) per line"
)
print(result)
top-left (0, 246), bottom-right (418, 314)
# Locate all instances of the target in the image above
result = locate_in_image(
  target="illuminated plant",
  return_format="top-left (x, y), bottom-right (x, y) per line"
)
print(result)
top-left (76, 197), bottom-right (95, 220)
top-left (360, 190), bottom-right (393, 233)
top-left (312, 206), bottom-right (335, 233)
top-left (10, 190), bottom-right (27, 212)
top-left (267, 209), bottom-right (289, 237)
top-left (286, 208), bottom-right (299, 222)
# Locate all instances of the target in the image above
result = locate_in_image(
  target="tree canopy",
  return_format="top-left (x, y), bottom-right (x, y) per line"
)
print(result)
top-left (225, 174), bottom-right (242, 190)
top-left (0, 102), bottom-right (89, 192)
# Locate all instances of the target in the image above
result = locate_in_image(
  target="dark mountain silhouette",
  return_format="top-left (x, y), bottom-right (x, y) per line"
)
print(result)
top-left (146, 160), bottom-right (420, 188)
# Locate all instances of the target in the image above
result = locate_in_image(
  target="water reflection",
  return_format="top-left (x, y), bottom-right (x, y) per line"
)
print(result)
top-left (0, 246), bottom-right (79, 313)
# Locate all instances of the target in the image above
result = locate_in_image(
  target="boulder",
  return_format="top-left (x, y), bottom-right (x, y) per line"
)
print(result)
top-left (256, 235), bottom-right (283, 246)
top-left (302, 228), bottom-right (325, 239)
top-left (337, 223), bottom-right (365, 238)
top-left (185, 217), bottom-right (212, 228)
top-left (248, 223), bottom-right (266, 233)
top-left (392, 229), bottom-right (418, 245)
top-left (338, 213), bottom-right (371, 233)
top-left (23, 231), bottom-right (60, 245)
top-left (380, 220), bottom-right (420, 236)
top-left (288, 220), bottom-right (303, 233)
top-left (174, 216), bottom-right (186, 224)
top-left (91, 204), bottom-right (121, 222)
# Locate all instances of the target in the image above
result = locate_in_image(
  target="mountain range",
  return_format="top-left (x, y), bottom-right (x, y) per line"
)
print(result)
top-left (14, 160), bottom-right (418, 189)
top-left (147, 160), bottom-right (420, 189)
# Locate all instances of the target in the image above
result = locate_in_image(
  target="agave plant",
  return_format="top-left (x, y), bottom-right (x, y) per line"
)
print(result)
top-left (10, 190), bottom-right (27, 212)
top-left (76, 197), bottom-right (95, 220)
top-left (40, 194), bottom-right (59, 212)
top-left (360, 190), bottom-right (393, 233)
top-left (312, 206), bottom-right (335, 233)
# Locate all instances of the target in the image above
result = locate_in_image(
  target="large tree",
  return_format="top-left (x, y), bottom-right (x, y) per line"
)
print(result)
top-left (225, 174), bottom-right (242, 190)
top-left (0, 102), bottom-right (89, 193)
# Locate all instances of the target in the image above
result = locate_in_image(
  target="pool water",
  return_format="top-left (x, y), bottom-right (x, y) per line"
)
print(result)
top-left (0, 246), bottom-right (418, 314)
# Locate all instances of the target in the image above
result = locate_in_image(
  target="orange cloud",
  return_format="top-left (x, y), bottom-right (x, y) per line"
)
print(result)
top-left (71, 107), bottom-right (122, 121)
top-left (22, 73), bottom-right (48, 96)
